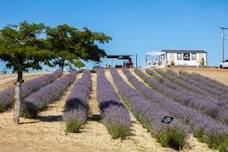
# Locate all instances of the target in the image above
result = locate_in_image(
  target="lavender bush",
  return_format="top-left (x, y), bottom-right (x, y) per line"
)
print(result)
top-left (154, 69), bottom-right (212, 97)
top-left (165, 70), bottom-right (228, 109)
top-left (110, 68), bottom-right (188, 150)
top-left (97, 69), bottom-right (131, 139)
top-left (191, 72), bottom-right (228, 93)
top-left (63, 71), bottom-right (91, 133)
top-left (134, 68), bottom-right (228, 150)
top-left (178, 71), bottom-right (228, 101)
top-left (145, 69), bottom-right (228, 124)
top-left (0, 69), bottom-right (63, 112)
top-left (23, 72), bottom-right (76, 118)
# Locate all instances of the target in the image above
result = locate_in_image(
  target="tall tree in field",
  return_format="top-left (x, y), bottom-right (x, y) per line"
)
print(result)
top-left (0, 21), bottom-right (52, 123)
top-left (47, 25), bottom-right (111, 70)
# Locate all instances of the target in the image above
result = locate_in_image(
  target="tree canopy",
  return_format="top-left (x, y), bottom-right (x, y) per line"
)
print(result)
top-left (0, 21), bottom-right (52, 74)
top-left (0, 21), bottom-right (112, 72)
top-left (46, 24), bottom-right (111, 69)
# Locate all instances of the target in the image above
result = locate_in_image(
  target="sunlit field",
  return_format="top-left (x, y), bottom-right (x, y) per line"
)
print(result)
top-left (0, 67), bottom-right (227, 152)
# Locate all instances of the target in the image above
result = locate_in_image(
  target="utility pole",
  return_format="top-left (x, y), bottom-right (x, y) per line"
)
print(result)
top-left (220, 27), bottom-right (228, 62)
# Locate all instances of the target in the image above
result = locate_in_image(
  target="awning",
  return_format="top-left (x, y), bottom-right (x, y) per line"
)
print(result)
top-left (106, 55), bottom-right (132, 59)
top-left (145, 51), bottom-right (165, 56)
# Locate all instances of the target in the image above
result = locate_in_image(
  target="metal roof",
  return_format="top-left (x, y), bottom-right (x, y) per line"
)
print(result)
top-left (161, 49), bottom-right (207, 53)
top-left (145, 51), bottom-right (165, 56)
top-left (106, 55), bottom-right (132, 59)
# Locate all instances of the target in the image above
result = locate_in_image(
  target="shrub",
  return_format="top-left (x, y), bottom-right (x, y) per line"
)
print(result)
top-left (0, 69), bottom-right (62, 112)
top-left (133, 68), bottom-right (228, 149)
top-left (110, 68), bottom-right (188, 150)
top-left (157, 128), bottom-right (187, 150)
top-left (63, 71), bottom-right (91, 133)
top-left (145, 69), bottom-right (228, 124)
top-left (23, 72), bottom-right (76, 118)
top-left (218, 140), bottom-right (228, 152)
top-left (97, 69), bottom-right (131, 139)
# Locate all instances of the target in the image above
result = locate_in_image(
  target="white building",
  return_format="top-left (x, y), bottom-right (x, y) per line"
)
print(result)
top-left (145, 50), bottom-right (207, 67)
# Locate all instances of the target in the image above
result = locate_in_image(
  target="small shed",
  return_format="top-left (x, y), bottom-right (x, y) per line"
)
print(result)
top-left (145, 50), bottom-right (207, 67)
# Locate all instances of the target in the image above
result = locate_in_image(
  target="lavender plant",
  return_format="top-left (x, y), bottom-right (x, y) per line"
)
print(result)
top-left (0, 69), bottom-right (63, 112)
top-left (23, 72), bottom-right (76, 118)
top-left (63, 71), bottom-right (91, 133)
top-left (145, 69), bottom-right (228, 124)
top-left (156, 69), bottom-right (228, 109)
top-left (155, 69), bottom-right (212, 97)
top-left (110, 68), bottom-right (188, 150)
top-left (97, 69), bottom-right (131, 139)
top-left (191, 72), bottom-right (228, 93)
top-left (178, 71), bottom-right (228, 101)
top-left (134, 68), bottom-right (228, 150)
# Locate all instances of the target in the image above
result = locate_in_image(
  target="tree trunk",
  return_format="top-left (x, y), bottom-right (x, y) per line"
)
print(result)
top-left (13, 71), bottom-right (23, 124)
top-left (60, 59), bottom-right (65, 70)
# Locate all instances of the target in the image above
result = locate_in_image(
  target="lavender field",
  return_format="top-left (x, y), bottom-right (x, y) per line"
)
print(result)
top-left (0, 68), bottom-right (227, 152)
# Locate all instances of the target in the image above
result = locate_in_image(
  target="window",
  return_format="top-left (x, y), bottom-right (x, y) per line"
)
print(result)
top-left (177, 53), bottom-right (182, 60)
top-left (192, 53), bottom-right (196, 60)
top-left (183, 53), bottom-right (190, 60)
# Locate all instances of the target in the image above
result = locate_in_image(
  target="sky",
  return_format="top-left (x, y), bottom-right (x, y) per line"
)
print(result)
top-left (0, 0), bottom-right (228, 70)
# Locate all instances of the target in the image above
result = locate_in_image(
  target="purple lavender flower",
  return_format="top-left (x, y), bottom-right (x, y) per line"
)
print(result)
top-left (63, 71), bottom-right (91, 133)
top-left (0, 69), bottom-right (62, 112)
top-left (23, 72), bottom-right (76, 117)
top-left (110, 68), bottom-right (188, 150)
top-left (97, 69), bottom-right (131, 139)
top-left (133, 68), bottom-right (228, 149)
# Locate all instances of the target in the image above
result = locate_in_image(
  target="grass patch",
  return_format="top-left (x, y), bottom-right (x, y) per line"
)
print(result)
top-left (65, 119), bottom-right (83, 133)
top-left (218, 140), bottom-right (228, 152)
top-left (106, 123), bottom-right (131, 139)
top-left (156, 128), bottom-right (187, 151)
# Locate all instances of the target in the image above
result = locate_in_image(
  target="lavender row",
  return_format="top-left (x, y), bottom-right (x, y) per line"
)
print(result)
top-left (110, 68), bottom-right (188, 150)
top-left (23, 72), bottom-right (76, 118)
top-left (133, 68), bottom-right (228, 150)
top-left (63, 71), bottom-right (91, 133)
top-left (165, 70), bottom-right (228, 108)
top-left (178, 71), bottom-right (228, 101)
top-left (97, 69), bottom-right (131, 139)
top-left (154, 69), bottom-right (212, 97)
top-left (0, 69), bottom-right (63, 112)
top-left (191, 72), bottom-right (228, 93)
top-left (145, 69), bottom-right (228, 124)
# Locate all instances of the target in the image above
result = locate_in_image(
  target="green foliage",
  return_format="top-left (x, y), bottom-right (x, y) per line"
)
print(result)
top-left (0, 21), bottom-right (111, 72)
top-left (46, 24), bottom-right (111, 69)
top-left (105, 122), bottom-right (131, 139)
top-left (65, 119), bottom-right (84, 133)
top-left (156, 128), bottom-right (187, 150)
top-left (194, 128), bottom-right (228, 150)
top-left (0, 21), bottom-right (53, 73)
top-left (219, 139), bottom-right (228, 152)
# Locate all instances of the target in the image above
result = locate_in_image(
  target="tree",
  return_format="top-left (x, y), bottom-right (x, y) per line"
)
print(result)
top-left (47, 25), bottom-right (111, 70)
top-left (0, 21), bottom-right (111, 124)
top-left (0, 21), bottom-right (53, 123)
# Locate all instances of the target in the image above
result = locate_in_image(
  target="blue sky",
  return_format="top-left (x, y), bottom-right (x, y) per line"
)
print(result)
top-left (0, 0), bottom-right (228, 69)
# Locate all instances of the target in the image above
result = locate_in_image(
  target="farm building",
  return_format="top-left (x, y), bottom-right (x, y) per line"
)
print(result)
top-left (145, 50), bottom-right (207, 67)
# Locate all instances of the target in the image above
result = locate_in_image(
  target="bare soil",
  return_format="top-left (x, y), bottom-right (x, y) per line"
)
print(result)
top-left (0, 68), bottom-right (222, 152)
